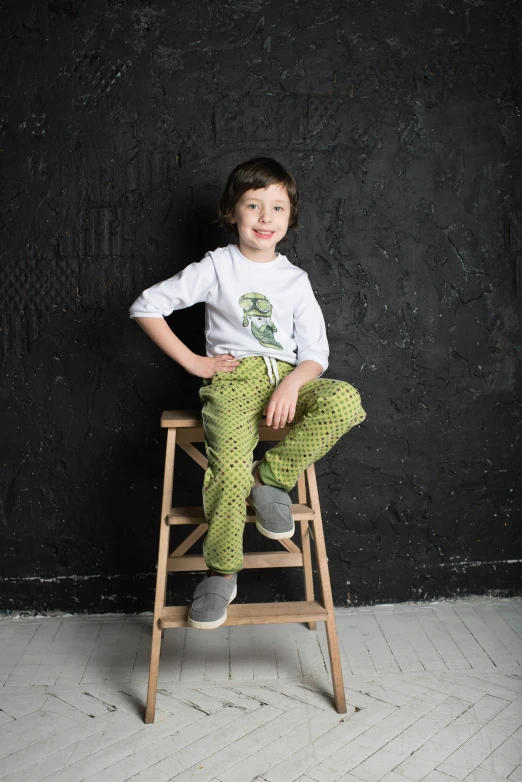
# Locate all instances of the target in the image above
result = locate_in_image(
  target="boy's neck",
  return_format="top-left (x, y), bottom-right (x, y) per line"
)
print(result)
top-left (237, 241), bottom-right (278, 263)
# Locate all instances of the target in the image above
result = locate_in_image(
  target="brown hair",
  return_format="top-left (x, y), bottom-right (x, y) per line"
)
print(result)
top-left (217, 156), bottom-right (300, 236)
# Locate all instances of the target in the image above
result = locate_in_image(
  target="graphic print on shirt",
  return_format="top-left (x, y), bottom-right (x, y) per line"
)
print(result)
top-left (238, 292), bottom-right (284, 350)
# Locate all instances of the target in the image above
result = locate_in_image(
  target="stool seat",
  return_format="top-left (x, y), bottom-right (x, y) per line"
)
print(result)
top-left (144, 409), bottom-right (347, 723)
top-left (160, 410), bottom-right (281, 428)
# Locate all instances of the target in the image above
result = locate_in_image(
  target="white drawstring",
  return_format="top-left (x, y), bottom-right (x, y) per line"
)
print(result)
top-left (272, 357), bottom-right (280, 387)
top-left (263, 355), bottom-right (280, 387)
top-left (263, 355), bottom-right (273, 384)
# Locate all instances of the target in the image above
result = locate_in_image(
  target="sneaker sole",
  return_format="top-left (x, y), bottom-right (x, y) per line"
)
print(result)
top-left (187, 583), bottom-right (238, 630)
top-left (256, 519), bottom-right (295, 540)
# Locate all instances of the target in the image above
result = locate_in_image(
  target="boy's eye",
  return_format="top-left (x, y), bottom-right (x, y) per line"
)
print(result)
top-left (247, 204), bottom-right (283, 210)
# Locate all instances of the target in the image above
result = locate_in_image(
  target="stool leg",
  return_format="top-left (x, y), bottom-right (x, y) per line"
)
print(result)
top-left (305, 464), bottom-right (347, 714)
top-left (297, 472), bottom-right (316, 631)
top-left (161, 568), bottom-right (169, 640)
top-left (145, 428), bottom-right (176, 724)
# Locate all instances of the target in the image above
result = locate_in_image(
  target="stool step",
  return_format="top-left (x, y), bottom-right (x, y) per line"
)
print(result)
top-left (167, 503), bottom-right (315, 524)
top-left (167, 551), bottom-right (306, 572)
top-left (160, 600), bottom-right (328, 628)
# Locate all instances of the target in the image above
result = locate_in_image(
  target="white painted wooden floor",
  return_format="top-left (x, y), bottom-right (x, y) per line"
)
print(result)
top-left (1, 597), bottom-right (521, 782)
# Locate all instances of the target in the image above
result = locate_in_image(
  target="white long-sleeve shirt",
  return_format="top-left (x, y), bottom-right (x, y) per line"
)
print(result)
top-left (128, 243), bottom-right (329, 384)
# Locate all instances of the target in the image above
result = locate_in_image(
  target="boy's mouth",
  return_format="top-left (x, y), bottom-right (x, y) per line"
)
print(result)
top-left (253, 229), bottom-right (275, 238)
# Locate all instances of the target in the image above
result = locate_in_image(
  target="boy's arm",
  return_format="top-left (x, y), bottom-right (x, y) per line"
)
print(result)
top-left (133, 317), bottom-right (197, 372)
top-left (284, 359), bottom-right (324, 388)
top-left (129, 254), bottom-right (217, 319)
top-left (129, 253), bottom-right (219, 375)
top-left (289, 273), bottom-right (329, 385)
top-left (134, 317), bottom-right (239, 378)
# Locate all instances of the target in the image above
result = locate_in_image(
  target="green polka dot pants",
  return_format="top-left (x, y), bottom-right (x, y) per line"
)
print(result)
top-left (198, 356), bottom-right (367, 575)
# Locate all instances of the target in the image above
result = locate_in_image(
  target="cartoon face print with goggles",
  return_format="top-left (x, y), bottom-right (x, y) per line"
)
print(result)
top-left (238, 292), bottom-right (283, 350)
top-left (238, 293), bottom-right (273, 324)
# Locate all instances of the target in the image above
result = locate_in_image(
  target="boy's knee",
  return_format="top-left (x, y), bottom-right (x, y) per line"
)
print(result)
top-left (331, 380), bottom-right (361, 403)
top-left (334, 382), bottom-right (367, 424)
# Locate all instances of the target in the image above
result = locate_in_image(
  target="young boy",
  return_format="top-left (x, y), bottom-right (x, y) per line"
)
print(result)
top-left (129, 156), bottom-right (367, 629)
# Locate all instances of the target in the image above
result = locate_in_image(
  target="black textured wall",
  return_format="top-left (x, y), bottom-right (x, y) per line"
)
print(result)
top-left (1, 1), bottom-right (521, 614)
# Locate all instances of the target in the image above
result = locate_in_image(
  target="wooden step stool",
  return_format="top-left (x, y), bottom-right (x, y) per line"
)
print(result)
top-left (144, 410), bottom-right (347, 723)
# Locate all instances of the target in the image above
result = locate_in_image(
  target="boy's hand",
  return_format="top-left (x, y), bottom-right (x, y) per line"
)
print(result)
top-left (264, 375), bottom-right (300, 428)
top-left (186, 353), bottom-right (239, 379)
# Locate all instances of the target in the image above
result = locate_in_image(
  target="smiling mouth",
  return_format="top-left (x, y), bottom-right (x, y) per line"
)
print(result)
top-left (253, 229), bottom-right (274, 237)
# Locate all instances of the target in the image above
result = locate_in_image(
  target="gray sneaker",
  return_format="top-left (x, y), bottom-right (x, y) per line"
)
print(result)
top-left (187, 572), bottom-right (238, 630)
top-left (250, 460), bottom-right (295, 540)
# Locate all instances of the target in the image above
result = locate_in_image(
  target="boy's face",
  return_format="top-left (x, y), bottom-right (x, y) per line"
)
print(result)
top-left (229, 183), bottom-right (291, 254)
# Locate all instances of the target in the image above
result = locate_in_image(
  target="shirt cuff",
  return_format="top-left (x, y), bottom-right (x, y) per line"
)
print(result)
top-left (129, 312), bottom-right (165, 318)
